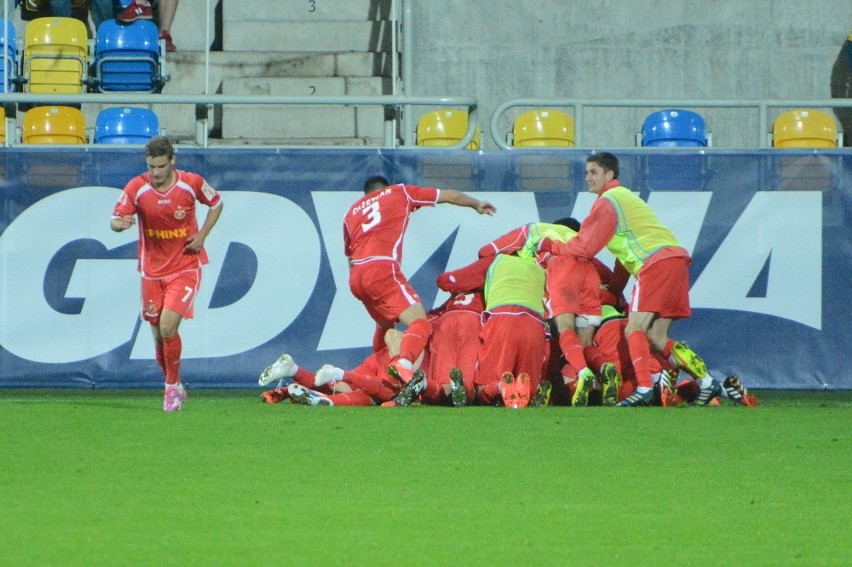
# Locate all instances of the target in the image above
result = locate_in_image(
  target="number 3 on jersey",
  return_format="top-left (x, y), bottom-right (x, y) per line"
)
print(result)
top-left (360, 201), bottom-right (381, 232)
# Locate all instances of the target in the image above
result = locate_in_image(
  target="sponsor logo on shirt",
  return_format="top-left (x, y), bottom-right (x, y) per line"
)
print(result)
top-left (146, 227), bottom-right (189, 239)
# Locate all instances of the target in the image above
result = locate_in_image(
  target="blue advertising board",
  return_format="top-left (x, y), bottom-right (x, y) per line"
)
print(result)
top-left (0, 147), bottom-right (849, 389)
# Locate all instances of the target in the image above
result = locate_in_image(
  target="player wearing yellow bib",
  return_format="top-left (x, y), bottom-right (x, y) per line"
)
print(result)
top-left (538, 152), bottom-right (723, 407)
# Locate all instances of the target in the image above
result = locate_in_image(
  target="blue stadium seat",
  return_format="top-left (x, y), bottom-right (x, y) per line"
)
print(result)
top-left (94, 107), bottom-right (159, 144)
top-left (0, 18), bottom-right (18, 92)
top-left (639, 109), bottom-right (709, 191)
top-left (640, 109), bottom-right (708, 147)
top-left (93, 19), bottom-right (166, 93)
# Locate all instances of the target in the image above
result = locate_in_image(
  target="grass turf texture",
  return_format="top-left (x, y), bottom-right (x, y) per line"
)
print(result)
top-left (1, 389), bottom-right (850, 566)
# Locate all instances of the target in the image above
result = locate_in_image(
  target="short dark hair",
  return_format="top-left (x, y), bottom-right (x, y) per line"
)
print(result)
top-left (587, 152), bottom-right (619, 179)
top-left (551, 217), bottom-right (581, 232)
top-left (145, 136), bottom-right (174, 160)
top-left (363, 175), bottom-right (390, 194)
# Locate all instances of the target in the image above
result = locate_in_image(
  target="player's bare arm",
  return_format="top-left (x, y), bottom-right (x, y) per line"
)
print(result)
top-left (185, 203), bottom-right (223, 253)
top-left (437, 189), bottom-right (497, 216)
top-left (110, 215), bottom-right (136, 232)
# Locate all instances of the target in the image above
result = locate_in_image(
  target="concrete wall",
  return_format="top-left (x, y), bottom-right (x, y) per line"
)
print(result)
top-left (409, 0), bottom-right (852, 148)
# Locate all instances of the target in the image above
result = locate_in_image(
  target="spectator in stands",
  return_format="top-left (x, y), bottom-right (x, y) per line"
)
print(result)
top-left (117, 0), bottom-right (179, 52)
top-left (89, 0), bottom-right (117, 30)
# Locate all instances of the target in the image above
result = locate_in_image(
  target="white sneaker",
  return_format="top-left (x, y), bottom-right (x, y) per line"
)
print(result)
top-left (314, 364), bottom-right (343, 387)
top-left (258, 354), bottom-right (296, 387)
top-left (289, 384), bottom-right (334, 406)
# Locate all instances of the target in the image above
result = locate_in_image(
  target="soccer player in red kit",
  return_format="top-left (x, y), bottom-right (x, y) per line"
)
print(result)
top-left (258, 329), bottom-right (412, 406)
top-left (538, 152), bottom-right (723, 407)
top-left (438, 253), bottom-right (549, 407)
top-left (419, 290), bottom-right (485, 406)
top-left (343, 175), bottom-right (496, 384)
top-left (110, 136), bottom-right (223, 412)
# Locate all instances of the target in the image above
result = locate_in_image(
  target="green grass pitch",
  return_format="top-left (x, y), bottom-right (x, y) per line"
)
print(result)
top-left (2, 389), bottom-right (850, 566)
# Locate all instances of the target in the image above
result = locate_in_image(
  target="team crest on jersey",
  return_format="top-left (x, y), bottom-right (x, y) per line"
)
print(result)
top-left (174, 208), bottom-right (186, 220)
top-left (145, 301), bottom-right (158, 316)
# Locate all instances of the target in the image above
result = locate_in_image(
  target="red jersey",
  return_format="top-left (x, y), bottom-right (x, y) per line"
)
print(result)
top-left (343, 183), bottom-right (439, 264)
top-left (112, 169), bottom-right (223, 279)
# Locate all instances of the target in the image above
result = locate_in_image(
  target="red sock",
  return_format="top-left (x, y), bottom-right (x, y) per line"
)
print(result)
top-left (154, 343), bottom-right (166, 374)
top-left (293, 368), bottom-right (315, 388)
top-left (162, 334), bottom-right (182, 385)
top-left (476, 381), bottom-right (502, 405)
top-left (343, 371), bottom-right (396, 401)
top-left (583, 345), bottom-right (608, 373)
top-left (399, 319), bottom-right (433, 363)
top-left (328, 391), bottom-right (374, 406)
top-left (559, 329), bottom-right (587, 375)
top-left (662, 339), bottom-right (676, 359)
top-left (627, 331), bottom-right (652, 388)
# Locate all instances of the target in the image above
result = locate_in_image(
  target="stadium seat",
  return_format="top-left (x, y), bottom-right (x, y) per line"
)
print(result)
top-left (772, 109), bottom-right (840, 148)
top-left (23, 17), bottom-right (88, 93)
top-left (95, 107), bottom-right (159, 144)
top-left (22, 105), bottom-right (87, 144)
top-left (93, 19), bottom-right (167, 93)
top-left (416, 110), bottom-right (480, 149)
top-left (0, 18), bottom-right (19, 92)
top-left (639, 109), bottom-right (709, 147)
top-left (512, 109), bottom-right (574, 147)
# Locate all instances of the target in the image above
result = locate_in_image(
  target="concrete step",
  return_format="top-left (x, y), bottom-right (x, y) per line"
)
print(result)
top-left (224, 0), bottom-right (393, 22)
top-left (220, 76), bottom-right (391, 140)
top-left (224, 21), bottom-right (392, 52)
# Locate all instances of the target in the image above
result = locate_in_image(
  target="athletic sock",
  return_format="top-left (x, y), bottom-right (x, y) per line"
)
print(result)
top-left (558, 329), bottom-right (588, 377)
top-left (626, 331), bottom-right (653, 389)
top-left (162, 334), bottom-right (182, 385)
top-left (399, 318), bottom-right (432, 364)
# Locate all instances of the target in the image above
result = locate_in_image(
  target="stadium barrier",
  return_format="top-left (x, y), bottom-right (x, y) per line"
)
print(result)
top-left (0, 147), bottom-right (849, 389)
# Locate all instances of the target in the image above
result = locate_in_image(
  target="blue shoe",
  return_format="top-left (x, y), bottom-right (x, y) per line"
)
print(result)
top-left (617, 388), bottom-right (654, 407)
top-left (692, 379), bottom-right (722, 407)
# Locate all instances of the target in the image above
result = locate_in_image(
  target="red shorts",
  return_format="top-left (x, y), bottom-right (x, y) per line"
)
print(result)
top-left (630, 256), bottom-right (691, 319)
top-left (546, 256), bottom-right (602, 318)
top-left (428, 310), bottom-right (481, 389)
top-left (474, 306), bottom-right (548, 391)
top-left (141, 269), bottom-right (201, 325)
top-left (349, 260), bottom-right (421, 326)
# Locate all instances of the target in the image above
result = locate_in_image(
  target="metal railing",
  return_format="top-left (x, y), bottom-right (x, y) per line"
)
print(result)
top-left (0, 92), bottom-right (479, 148)
top-left (490, 98), bottom-right (852, 149)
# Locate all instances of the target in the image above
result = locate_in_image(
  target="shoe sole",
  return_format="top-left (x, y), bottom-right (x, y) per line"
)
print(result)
top-left (449, 368), bottom-right (466, 407)
top-left (395, 370), bottom-right (425, 407)
top-left (672, 342), bottom-right (708, 379)
top-left (571, 377), bottom-right (592, 407)
top-left (600, 363), bottom-right (622, 406)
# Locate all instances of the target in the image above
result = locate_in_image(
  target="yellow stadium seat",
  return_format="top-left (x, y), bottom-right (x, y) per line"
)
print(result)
top-left (513, 109), bottom-right (574, 147)
top-left (772, 109), bottom-right (839, 148)
top-left (23, 105), bottom-right (87, 144)
top-left (416, 110), bottom-right (480, 149)
top-left (23, 17), bottom-right (88, 93)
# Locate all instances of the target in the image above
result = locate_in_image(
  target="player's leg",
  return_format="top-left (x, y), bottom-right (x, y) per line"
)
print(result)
top-left (618, 310), bottom-right (656, 407)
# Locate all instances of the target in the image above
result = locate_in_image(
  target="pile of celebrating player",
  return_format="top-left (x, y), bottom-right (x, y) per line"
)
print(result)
top-left (259, 152), bottom-right (759, 409)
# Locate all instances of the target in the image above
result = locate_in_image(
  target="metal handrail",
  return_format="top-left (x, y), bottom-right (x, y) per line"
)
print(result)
top-left (0, 93), bottom-right (478, 148)
top-left (490, 98), bottom-right (852, 149)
